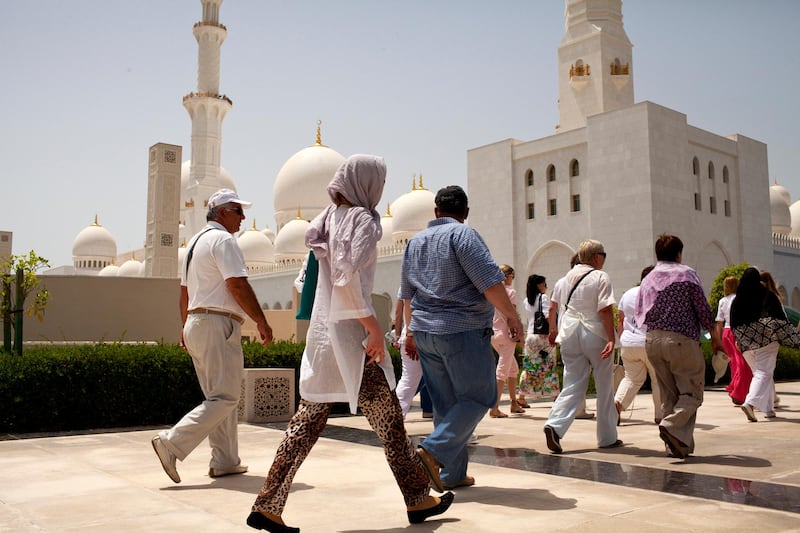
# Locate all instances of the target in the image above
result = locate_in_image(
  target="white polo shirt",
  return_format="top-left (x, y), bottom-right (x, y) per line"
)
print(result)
top-left (181, 222), bottom-right (249, 316)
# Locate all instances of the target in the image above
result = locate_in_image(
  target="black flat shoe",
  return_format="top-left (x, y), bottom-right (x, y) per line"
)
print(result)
top-left (543, 425), bottom-right (562, 454)
top-left (246, 511), bottom-right (300, 533)
top-left (407, 491), bottom-right (455, 524)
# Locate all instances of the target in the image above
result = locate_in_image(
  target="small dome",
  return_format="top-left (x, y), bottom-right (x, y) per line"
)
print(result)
top-left (790, 200), bottom-right (800, 237)
top-left (261, 224), bottom-right (276, 244)
top-left (118, 259), bottom-right (144, 277)
top-left (273, 143), bottom-right (344, 231)
top-left (379, 204), bottom-right (394, 247)
top-left (72, 217), bottom-right (117, 259)
top-left (770, 184), bottom-right (791, 234)
top-left (274, 216), bottom-right (311, 262)
top-left (98, 264), bottom-right (120, 277)
top-left (771, 181), bottom-right (791, 206)
top-left (391, 180), bottom-right (435, 243)
top-left (238, 223), bottom-right (275, 265)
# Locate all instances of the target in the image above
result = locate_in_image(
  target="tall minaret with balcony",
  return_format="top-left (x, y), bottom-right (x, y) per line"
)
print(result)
top-left (556, 0), bottom-right (634, 132)
top-left (182, 0), bottom-right (232, 238)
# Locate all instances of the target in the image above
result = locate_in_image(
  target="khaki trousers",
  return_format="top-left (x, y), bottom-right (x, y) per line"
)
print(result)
top-left (160, 314), bottom-right (244, 469)
top-left (646, 329), bottom-right (704, 453)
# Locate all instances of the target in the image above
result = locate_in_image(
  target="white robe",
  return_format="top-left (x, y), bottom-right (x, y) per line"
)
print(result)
top-left (299, 207), bottom-right (395, 413)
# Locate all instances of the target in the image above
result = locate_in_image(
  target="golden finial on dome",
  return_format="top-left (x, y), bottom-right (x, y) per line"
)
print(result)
top-left (252, 219), bottom-right (258, 230)
top-left (315, 120), bottom-right (322, 146)
top-left (385, 203), bottom-right (392, 217)
top-left (418, 174), bottom-right (426, 190)
top-left (296, 207), bottom-right (302, 219)
top-left (412, 174), bottom-right (417, 191)
top-left (92, 214), bottom-right (99, 226)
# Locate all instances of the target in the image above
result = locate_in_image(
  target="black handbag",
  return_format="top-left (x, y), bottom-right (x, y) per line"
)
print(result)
top-left (533, 294), bottom-right (549, 335)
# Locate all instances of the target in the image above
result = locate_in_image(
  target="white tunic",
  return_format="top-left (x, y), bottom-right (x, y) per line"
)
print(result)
top-left (555, 264), bottom-right (616, 343)
top-left (298, 207), bottom-right (395, 413)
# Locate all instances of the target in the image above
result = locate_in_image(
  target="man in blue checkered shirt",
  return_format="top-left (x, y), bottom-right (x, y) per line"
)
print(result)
top-left (400, 185), bottom-right (523, 492)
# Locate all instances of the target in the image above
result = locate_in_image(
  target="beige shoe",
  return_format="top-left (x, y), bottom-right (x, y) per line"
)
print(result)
top-left (151, 436), bottom-right (180, 483)
top-left (208, 464), bottom-right (248, 478)
top-left (417, 447), bottom-right (444, 492)
top-left (443, 475), bottom-right (475, 490)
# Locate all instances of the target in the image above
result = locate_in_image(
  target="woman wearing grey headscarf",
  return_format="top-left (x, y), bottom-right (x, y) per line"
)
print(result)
top-left (248, 155), bottom-right (453, 532)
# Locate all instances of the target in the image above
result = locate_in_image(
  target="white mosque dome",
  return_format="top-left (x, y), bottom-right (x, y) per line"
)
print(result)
top-left (273, 141), bottom-right (344, 232)
top-left (72, 217), bottom-right (117, 259)
top-left (379, 204), bottom-right (394, 247)
top-left (238, 222), bottom-right (276, 267)
top-left (97, 264), bottom-right (120, 277)
top-left (771, 181), bottom-right (791, 206)
top-left (790, 200), bottom-right (800, 237)
top-left (181, 160), bottom-right (236, 192)
top-left (391, 179), bottom-right (435, 243)
top-left (770, 183), bottom-right (791, 234)
top-left (118, 258), bottom-right (144, 277)
top-left (274, 216), bottom-right (311, 263)
top-left (261, 225), bottom-right (276, 244)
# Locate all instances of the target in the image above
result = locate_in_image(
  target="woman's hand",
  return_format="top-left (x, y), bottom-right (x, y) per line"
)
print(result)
top-left (364, 333), bottom-right (385, 365)
top-left (600, 340), bottom-right (615, 359)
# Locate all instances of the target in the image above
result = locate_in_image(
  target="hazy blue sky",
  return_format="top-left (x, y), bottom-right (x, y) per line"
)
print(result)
top-left (2, 1), bottom-right (799, 268)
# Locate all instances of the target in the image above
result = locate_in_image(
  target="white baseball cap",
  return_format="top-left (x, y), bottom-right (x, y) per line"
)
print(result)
top-left (207, 188), bottom-right (253, 209)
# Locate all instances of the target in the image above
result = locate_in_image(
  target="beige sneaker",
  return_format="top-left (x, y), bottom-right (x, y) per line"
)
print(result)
top-left (151, 436), bottom-right (180, 483)
top-left (208, 464), bottom-right (248, 478)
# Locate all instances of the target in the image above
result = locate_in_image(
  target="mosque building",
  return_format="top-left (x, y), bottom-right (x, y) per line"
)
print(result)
top-left (46, 0), bottom-right (800, 319)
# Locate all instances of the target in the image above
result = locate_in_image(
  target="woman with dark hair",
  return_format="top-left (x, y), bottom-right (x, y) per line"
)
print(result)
top-left (730, 267), bottom-right (800, 422)
top-left (517, 274), bottom-right (559, 407)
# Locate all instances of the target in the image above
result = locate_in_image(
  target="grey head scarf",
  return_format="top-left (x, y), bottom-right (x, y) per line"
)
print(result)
top-left (306, 154), bottom-right (386, 286)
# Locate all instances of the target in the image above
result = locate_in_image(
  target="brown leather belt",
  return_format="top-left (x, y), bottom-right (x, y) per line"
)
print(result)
top-left (188, 307), bottom-right (244, 325)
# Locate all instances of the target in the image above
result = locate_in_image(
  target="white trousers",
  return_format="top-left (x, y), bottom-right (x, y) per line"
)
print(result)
top-left (160, 314), bottom-right (244, 469)
top-left (395, 339), bottom-right (423, 417)
top-left (547, 323), bottom-right (618, 447)
top-left (614, 345), bottom-right (662, 418)
top-left (743, 341), bottom-right (779, 415)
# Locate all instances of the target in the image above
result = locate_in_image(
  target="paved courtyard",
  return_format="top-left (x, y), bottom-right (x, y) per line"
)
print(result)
top-left (1, 382), bottom-right (799, 532)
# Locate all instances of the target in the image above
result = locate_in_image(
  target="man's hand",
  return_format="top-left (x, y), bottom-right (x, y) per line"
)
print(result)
top-left (405, 336), bottom-right (419, 361)
top-left (257, 320), bottom-right (273, 346)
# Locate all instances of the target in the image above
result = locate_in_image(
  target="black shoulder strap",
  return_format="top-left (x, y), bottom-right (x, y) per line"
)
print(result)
top-left (538, 292), bottom-right (543, 313)
top-left (184, 228), bottom-right (216, 278)
top-left (565, 269), bottom-right (595, 308)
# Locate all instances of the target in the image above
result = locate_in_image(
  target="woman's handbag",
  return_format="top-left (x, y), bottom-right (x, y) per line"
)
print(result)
top-left (533, 295), bottom-right (549, 335)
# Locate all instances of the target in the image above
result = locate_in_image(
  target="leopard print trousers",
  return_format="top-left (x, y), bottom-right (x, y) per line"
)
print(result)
top-left (252, 361), bottom-right (431, 514)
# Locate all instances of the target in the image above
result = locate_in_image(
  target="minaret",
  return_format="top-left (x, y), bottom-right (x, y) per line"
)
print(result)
top-left (182, 0), bottom-right (232, 238)
top-left (556, 0), bottom-right (634, 132)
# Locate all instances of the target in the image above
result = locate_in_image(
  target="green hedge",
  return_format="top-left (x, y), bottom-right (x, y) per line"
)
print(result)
top-left (3, 339), bottom-right (796, 434)
top-left (0, 340), bottom-right (403, 435)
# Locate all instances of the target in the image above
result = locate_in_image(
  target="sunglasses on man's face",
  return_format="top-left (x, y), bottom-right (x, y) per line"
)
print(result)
top-left (227, 205), bottom-right (244, 216)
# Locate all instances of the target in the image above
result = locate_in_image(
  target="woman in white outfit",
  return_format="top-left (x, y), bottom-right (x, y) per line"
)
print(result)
top-left (614, 265), bottom-right (662, 425)
top-left (543, 240), bottom-right (619, 453)
top-left (730, 267), bottom-right (800, 422)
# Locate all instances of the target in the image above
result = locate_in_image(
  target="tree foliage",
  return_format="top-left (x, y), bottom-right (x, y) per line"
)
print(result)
top-left (1, 250), bottom-right (51, 323)
top-left (708, 262), bottom-right (749, 313)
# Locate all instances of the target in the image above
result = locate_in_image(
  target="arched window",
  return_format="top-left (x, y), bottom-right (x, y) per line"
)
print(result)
top-left (547, 164), bottom-right (556, 182)
top-left (708, 161), bottom-right (715, 180)
top-left (722, 166), bottom-right (729, 183)
top-left (692, 157), bottom-right (699, 176)
top-left (525, 169), bottom-right (533, 186)
top-left (570, 159), bottom-right (579, 177)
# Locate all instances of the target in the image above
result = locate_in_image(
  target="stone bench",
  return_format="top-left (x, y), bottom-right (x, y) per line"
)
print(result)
top-left (238, 368), bottom-right (296, 423)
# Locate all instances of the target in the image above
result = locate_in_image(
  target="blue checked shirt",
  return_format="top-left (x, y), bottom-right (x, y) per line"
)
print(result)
top-left (400, 217), bottom-right (505, 334)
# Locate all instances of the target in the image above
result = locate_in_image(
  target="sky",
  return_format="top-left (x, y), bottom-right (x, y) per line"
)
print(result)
top-left (2, 1), bottom-right (799, 269)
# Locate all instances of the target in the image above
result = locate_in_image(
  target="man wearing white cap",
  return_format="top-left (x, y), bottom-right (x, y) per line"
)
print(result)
top-left (152, 188), bottom-right (273, 484)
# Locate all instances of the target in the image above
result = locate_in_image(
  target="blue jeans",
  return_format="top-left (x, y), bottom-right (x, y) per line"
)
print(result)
top-left (418, 377), bottom-right (433, 414)
top-left (415, 327), bottom-right (497, 484)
